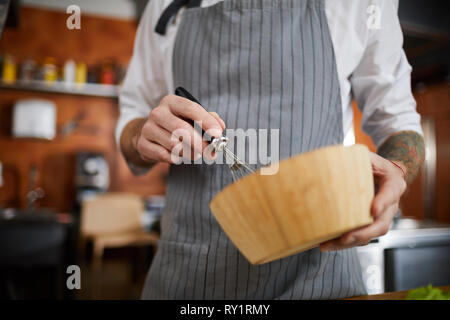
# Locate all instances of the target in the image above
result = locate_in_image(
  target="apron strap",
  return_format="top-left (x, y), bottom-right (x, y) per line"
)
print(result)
top-left (155, 0), bottom-right (202, 35)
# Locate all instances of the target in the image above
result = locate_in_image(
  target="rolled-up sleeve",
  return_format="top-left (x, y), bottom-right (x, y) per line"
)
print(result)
top-left (350, 0), bottom-right (423, 147)
top-left (115, 0), bottom-right (169, 148)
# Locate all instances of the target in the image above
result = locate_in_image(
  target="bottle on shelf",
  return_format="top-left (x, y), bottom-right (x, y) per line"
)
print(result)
top-left (75, 62), bottom-right (87, 84)
top-left (100, 60), bottom-right (115, 85)
top-left (63, 59), bottom-right (76, 87)
top-left (42, 57), bottom-right (58, 84)
top-left (2, 54), bottom-right (17, 84)
top-left (19, 59), bottom-right (37, 83)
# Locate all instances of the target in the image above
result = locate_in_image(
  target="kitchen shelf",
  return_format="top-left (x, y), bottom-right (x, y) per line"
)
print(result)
top-left (0, 80), bottom-right (120, 98)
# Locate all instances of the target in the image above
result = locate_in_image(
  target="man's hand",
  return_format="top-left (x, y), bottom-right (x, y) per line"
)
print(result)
top-left (319, 152), bottom-right (407, 252)
top-left (319, 130), bottom-right (425, 252)
top-left (120, 95), bottom-right (226, 167)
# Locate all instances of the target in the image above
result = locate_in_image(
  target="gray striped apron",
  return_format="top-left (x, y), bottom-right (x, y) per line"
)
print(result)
top-left (142, 0), bottom-right (366, 299)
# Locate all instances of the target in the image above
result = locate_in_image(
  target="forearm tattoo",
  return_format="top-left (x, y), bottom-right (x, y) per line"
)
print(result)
top-left (377, 130), bottom-right (425, 185)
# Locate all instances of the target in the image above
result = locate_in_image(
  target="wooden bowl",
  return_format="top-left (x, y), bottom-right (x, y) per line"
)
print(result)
top-left (210, 144), bottom-right (374, 265)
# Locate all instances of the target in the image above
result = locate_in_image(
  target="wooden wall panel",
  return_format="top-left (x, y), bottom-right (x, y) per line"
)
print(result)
top-left (352, 101), bottom-right (376, 152)
top-left (415, 84), bottom-right (450, 224)
top-left (0, 6), bottom-right (167, 213)
top-left (435, 117), bottom-right (450, 223)
top-left (0, 7), bottom-right (137, 67)
top-left (0, 89), bottom-right (168, 211)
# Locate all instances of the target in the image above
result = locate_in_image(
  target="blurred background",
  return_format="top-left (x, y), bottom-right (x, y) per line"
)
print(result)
top-left (0, 0), bottom-right (448, 299)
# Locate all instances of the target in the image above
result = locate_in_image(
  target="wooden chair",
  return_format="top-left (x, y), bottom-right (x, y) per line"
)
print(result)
top-left (80, 192), bottom-right (159, 298)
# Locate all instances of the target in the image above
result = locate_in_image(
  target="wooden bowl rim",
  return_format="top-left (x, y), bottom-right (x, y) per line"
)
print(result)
top-left (211, 143), bottom-right (370, 204)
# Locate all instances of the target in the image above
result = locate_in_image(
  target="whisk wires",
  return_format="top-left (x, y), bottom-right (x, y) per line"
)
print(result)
top-left (222, 146), bottom-right (255, 182)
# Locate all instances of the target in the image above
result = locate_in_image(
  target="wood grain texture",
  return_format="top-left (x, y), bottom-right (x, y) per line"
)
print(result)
top-left (352, 101), bottom-right (376, 152)
top-left (0, 7), bottom-right (137, 67)
top-left (210, 144), bottom-right (374, 265)
top-left (414, 84), bottom-right (450, 224)
top-left (0, 6), bottom-right (168, 212)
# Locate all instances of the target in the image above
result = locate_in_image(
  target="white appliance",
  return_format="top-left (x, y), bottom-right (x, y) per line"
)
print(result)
top-left (12, 99), bottom-right (56, 140)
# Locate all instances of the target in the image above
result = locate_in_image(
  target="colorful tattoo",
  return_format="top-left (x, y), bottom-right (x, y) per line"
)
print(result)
top-left (377, 130), bottom-right (425, 185)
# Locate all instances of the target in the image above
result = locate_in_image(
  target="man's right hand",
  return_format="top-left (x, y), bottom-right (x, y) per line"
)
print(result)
top-left (120, 94), bottom-right (226, 167)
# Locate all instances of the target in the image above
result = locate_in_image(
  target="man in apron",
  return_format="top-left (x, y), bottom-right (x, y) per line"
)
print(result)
top-left (117, 0), bottom-right (424, 299)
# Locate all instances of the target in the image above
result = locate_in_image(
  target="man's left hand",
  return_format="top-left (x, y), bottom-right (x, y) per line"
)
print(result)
top-left (319, 152), bottom-right (407, 252)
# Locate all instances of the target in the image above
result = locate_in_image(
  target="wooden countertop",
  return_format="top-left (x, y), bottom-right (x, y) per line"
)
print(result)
top-left (345, 285), bottom-right (450, 300)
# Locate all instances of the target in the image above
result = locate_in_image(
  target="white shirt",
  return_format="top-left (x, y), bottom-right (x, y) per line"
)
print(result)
top-left (117, 0), bottom-right (422, 155)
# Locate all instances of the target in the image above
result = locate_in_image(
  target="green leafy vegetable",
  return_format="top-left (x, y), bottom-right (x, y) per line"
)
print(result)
top-left (406, 284), bottom-right (450, 300)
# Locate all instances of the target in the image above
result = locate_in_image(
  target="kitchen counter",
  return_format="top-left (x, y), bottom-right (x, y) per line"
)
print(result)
top-left (345, 285), bottom-right (450, 300)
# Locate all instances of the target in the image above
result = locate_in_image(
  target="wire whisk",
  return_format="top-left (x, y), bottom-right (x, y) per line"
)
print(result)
top-left (224, 147), bottom-right (256, 182)
top-left (211, 137), bottom-right (256, 182)
top-left (175, 87), bottom-right (256, 183)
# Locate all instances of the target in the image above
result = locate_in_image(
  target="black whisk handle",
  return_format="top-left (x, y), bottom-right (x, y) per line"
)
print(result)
top-left (175, 87), bottom-right (213, 142)
top-left (175, 87), bottom-right (201, 105)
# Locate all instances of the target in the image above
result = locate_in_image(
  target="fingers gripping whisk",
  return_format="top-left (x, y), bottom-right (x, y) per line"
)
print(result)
top-left (175, 87), bottom-right (255, 182)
